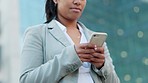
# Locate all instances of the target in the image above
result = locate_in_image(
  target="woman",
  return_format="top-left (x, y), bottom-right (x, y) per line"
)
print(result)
top-left (20, 0), bottom-right (120, 83)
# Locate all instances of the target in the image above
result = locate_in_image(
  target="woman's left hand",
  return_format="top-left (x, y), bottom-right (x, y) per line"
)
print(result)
top-left (90, 46), bottom-right (105, 69)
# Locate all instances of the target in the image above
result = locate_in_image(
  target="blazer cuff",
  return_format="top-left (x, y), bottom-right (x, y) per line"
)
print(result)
top-left (92, 60), bottom-right (114, 79)
top-left (63, 45), bottom-right (83, 73)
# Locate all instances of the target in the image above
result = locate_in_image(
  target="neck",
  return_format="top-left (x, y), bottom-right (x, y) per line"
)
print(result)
top-left (56, 16), bottom-right (78, 29)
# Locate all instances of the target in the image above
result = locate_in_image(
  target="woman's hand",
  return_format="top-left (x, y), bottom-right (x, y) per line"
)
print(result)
top-left (91, 46), bottom-right (105, 69)
top-left (74, 43), bottom-right (105, 69)
top-left (74, 43), bottom-right (95, 62)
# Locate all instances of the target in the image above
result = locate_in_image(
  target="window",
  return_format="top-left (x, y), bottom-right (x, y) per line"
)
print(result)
top-left (0, 11), bottom-right (1, 36)
top-left (0, 46), bottom-right (1, 70)
top-left (0, 11), bottom-right (1, 70)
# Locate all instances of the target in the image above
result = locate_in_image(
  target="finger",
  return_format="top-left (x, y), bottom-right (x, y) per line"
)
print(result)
top-left (75, 44), bottom-right (95, 54)
top-left (78, 54), bottom-right (93, 59)
top-left (92, 53), bottom-right (105, 59)
top-left (94, 47), bottom-right (104, 53)
top-left (90, 58), bottom-right (105, 63)
top-left (80, 58), bottom-right (91, 62)
top-left (79, 54), bottom-right (92, 62)
top-left (79, 49), bottom-right (95, 54)
top-left (79, 43), bottom-right (95, 49)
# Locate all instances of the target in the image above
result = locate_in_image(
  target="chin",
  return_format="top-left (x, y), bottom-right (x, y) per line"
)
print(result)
top-left (71, 15), bottom-right (81, 20)
top-left (68, 17), bottom-right (80, 21)
top-left (65, 13), bottom-right (82, 21)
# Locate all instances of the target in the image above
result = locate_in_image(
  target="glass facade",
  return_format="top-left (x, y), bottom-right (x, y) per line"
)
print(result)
top-left (19, 0), bottom-right (45, 35)
top-left (19, 0), bottom-right (148, 83)
top-left (80, 0), bottom-right (148, 83)
top-left (0, 11), bottom-right (1, 70)
top-left (0, 45), bottom-right (2, 71)
top-left (0, 11), bottom-right (1, 36)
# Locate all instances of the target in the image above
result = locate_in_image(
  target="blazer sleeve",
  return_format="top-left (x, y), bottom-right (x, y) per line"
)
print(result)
top-left (20, 26), bottom-right (82, 83)
top-left (92, 42), bottom-right (120, 83)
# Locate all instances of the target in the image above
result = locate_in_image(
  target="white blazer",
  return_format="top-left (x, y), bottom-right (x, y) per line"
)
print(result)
top-left (20, 20), bottom-right (120, 83)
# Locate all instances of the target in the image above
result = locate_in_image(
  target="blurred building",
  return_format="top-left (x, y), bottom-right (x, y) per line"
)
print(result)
top-left (0, 0), bottom-right (20, 83)
top-left (82, 0), bottom-right (148, 83)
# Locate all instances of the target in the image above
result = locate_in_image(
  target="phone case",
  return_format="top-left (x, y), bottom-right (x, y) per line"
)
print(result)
top-left (89, 32), bottom-right (107, 47)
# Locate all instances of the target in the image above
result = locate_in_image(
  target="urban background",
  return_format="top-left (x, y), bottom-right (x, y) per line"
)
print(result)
top-left (0, 0), bottom-right (148, 83)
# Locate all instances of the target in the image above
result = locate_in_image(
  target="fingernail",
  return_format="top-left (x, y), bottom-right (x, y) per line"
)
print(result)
top-left (95, 47), bottom-right (97, 50)
top-left (94, 45), bottom-right (97, 50)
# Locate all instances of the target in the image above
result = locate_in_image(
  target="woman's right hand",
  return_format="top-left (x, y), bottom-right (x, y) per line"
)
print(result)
top-left (74, 43), bottom-right (96, 62)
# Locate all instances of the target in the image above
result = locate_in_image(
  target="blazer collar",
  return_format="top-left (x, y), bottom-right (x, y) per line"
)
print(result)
top-left (46, 20), bottom-right (92, 46)
top-left (47, 20), bottom-right (71, 47)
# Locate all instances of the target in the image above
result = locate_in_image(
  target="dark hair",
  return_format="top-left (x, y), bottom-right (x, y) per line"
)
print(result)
top-left (45, 0), bottom-right (57, 23)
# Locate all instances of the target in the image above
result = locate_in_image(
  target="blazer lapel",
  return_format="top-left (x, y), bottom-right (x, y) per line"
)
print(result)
top-left (46, 20), bottom-right (92, 46)
top-left (47, 20), bottom-right (71, 47)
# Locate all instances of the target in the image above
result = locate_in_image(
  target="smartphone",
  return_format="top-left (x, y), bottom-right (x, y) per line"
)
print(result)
top-left (89, 32), bottom-right (107, 47)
